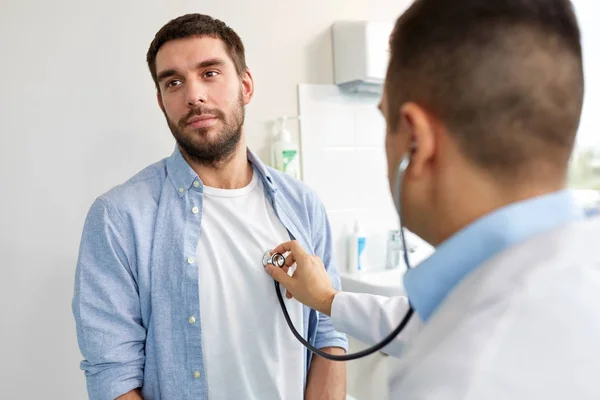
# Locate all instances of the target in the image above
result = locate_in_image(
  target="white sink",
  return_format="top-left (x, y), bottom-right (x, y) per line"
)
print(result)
top-left (340, 268), bottom-right (406, 297)
top-left (340, 242), bottom-right (434, 297)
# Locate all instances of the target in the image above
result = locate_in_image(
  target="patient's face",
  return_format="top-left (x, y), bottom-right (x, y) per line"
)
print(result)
top-left (155, 36), bottom-right (253, 165)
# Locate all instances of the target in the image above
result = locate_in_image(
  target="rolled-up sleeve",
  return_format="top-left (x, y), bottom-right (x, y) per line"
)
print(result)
top-left (72, 198), bottom-right (146, 400)
top-left (311, 200), bottom-right (349, 351)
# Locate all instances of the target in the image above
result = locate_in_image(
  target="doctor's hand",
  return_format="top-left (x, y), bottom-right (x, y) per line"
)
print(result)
top-left (264, 240), bottom-right (338, 316)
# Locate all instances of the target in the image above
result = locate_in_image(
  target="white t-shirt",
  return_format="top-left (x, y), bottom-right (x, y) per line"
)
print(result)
top-left (197, 170), bottom-right (305, 400)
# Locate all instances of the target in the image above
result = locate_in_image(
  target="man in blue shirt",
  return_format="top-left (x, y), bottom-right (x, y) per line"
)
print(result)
top-left (72, 13), bottom-right (347, 400)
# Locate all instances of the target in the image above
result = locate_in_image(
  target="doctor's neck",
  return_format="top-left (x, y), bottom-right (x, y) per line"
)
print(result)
top-left (430, 160), bottom-right (568, 245)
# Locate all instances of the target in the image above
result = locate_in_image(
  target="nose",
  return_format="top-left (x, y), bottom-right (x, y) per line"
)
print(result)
top-left (185, 80), bottom-right (207, 106)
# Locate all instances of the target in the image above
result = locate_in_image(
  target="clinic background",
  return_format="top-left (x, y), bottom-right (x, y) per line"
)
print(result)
top-left (0, 0), bottom-right (599, 399)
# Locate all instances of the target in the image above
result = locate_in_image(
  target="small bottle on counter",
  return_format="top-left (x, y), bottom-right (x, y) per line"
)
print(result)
top-left (348, 220), bottom-right (367, 275)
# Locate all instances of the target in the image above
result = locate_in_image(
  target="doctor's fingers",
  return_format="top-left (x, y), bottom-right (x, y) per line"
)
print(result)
top-left (271, 240), bottom-right (309, 263)
top-left (265, 262), bottom-right (295, 289)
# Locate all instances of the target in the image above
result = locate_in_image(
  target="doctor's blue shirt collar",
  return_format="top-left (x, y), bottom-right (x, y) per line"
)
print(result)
top-left (166, 145), bottom-right (277, 196)
top-left (403, 189), bottom-right (585, 322)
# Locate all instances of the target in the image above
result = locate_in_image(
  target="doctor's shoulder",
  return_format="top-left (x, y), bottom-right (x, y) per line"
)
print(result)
top-left (397, 218), bottom-right (600, 399)
top-left (448, 216), bottom-right (600, 322)
top-left (433, 217), bottom-right (600, 374)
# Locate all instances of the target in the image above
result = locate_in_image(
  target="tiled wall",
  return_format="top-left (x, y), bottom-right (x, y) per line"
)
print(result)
top-left (297, 83), bottom-right (600, 277)
top-left (298, 83), bottom-right (426, 273)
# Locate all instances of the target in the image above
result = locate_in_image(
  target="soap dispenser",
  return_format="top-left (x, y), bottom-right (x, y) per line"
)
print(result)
top-left (270, 116), bottom-right (301, 179)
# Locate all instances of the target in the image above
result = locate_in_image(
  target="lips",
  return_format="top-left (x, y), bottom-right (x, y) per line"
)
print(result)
top-left (186, 114), bottom-right (218, 129)
top-left (187, 115), bottom-right (216, 125)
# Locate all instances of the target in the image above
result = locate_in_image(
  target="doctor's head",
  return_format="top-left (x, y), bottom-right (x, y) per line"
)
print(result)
top-left (146, 14), bottom-right (254, 166)
top-left (380, 0), bottom-right (584, 245)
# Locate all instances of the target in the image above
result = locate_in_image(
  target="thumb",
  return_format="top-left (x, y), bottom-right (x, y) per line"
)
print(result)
top-left (265, 264), bottom-right (294, 289)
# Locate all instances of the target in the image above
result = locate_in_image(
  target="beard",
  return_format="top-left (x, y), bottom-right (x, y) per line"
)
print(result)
top-left (166, 92), bottom-right (245, 167)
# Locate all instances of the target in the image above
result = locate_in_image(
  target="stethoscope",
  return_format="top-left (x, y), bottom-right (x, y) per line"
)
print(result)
top-left (262, 156), bottom-right (415, 362)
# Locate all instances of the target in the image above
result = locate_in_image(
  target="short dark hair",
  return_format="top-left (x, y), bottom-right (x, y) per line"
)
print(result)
top-left (386, 0), bottom-right (584, 179)
top-left (146, 13), bottom-right (247, 90)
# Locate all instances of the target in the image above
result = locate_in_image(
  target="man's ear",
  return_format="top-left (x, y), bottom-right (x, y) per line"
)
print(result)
top-left (400, 103), bottom-right (436, 177)
top-left (240, 69), bottom-right (255, 105)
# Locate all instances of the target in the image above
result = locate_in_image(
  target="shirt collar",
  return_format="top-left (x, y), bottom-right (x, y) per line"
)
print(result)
top-left (404, 189), bottom-right (585, 321)
top-left (166, 145), bottom-right (277, 197)
top-left (247, 148), bottom-right (277, 192)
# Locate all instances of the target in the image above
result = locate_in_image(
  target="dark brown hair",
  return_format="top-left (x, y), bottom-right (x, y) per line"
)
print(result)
top-left (146, 13), bottom-right (247, 90)
top-left (386, 0), bottom-right (584, 179)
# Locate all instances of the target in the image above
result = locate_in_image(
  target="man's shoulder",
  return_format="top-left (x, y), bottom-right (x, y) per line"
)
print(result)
top-left (266, 166), bottom-right (324, 211)
top-left (95, 157), bottom-right (168, 216)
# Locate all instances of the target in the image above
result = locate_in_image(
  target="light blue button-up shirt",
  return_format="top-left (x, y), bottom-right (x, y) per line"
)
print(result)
top-left (404, 189), bottom-right (585, 322)
top-left (72, 147), bottom-right (348, 400)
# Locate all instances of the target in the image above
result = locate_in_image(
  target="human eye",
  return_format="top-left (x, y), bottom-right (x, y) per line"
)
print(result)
top-left (204, 70), bottom-right (219, 78)
top-left (166, 79), bottom-right (183, 89)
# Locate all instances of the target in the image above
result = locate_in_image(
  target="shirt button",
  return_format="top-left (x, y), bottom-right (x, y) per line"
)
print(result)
top-left (178, 187), bottom-right (184, 193)
top-left (193, 180), bottom-right (200, 188)
top-left (187, 257), bottom-right (195, 264)
top-left (192, 206), bottom-right (199, 214)
top-left (189, 316), bottom-right (196, 324)
top-left (193, 371), bottom-right (201, 379)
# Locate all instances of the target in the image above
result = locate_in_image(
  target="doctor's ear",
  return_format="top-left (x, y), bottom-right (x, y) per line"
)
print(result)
top-left (400, 103), bottom-right (436, 177)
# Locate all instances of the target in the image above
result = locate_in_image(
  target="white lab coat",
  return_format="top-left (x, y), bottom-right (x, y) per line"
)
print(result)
top-left (331, 292), bottom-right (421, 357)
top-left (331, 216), bottom-right (600, 399)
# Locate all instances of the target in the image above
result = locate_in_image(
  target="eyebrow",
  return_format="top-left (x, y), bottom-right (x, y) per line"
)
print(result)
top-left (156, 58), bottom-right (226, 83)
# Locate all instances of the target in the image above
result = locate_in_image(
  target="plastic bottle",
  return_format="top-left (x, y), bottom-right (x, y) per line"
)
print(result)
top-left (270, 116), bottom-right (300, 179)
top-left (348, 220), bottom-right (367, 275)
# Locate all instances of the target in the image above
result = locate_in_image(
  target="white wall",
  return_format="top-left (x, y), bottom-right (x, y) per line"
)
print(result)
top-left (573, 0), bottom-right (600, 151)
top-left (0, 0), bottom-right (407, 398)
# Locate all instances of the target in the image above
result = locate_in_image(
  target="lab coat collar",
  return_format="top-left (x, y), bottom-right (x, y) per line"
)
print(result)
top-left (404, 189), bottom-right (585, 322)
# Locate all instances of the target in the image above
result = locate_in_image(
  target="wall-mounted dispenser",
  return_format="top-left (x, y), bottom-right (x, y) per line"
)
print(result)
top-left (331, 20), bottom-right (394, 94)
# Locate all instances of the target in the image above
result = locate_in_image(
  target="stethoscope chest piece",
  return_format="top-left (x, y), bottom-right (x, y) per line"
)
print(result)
top-left (262, 251), bottom-right (286, 268)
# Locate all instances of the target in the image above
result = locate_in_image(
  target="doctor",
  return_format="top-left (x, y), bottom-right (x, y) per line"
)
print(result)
top-left (266, 0), bottom-right (600, 398)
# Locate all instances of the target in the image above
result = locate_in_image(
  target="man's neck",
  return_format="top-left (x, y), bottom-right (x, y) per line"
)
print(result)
top-left (181, 143), bottom-right (253, 189)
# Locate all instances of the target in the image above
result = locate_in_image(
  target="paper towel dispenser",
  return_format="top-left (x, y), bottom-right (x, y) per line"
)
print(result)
top-left (331, 21), bottom-right (394, 94)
